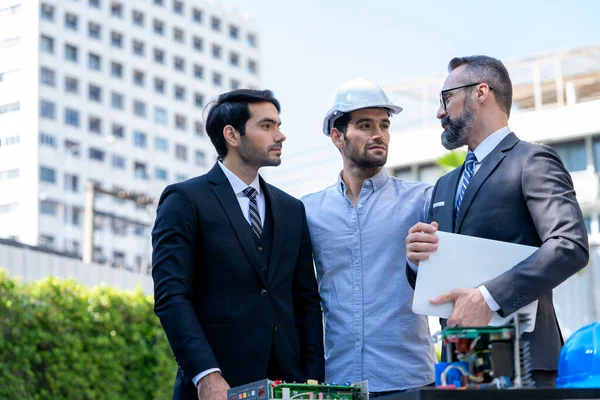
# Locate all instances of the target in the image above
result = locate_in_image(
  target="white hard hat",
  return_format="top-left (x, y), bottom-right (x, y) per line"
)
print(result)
top-left (322, 77), bottom-right (402, 136)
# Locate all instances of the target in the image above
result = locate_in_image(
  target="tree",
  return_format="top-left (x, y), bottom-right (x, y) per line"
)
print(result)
top-left (435, 149), bottom-right (467, 173)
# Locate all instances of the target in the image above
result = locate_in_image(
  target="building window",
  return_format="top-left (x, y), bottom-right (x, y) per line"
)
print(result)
top-left (111, 92), bottom-right (124, 110)
top-left (195, 121), bottom-right (204, 136)
top-left (40, 166), bottom-right (56, 183)
top-left (40, 132), bottom-right (57, 148)
top-left (173, 0), bottom-right (184, 15)
top-left (552, 139), bottom-right (587, 173)
top-left (40, 35), bottom-right (54, 54)
top-left (155, 167), bottom-right (168, 181)
top-left (154, 107), bottom-right (168, 125)
top-left (111, 2), bottom-right (122, 17)
top-left (248, 59), bottom-right (258, 74)
top-left (112, 124), bottom-right (125, 138)
top-left (393, 167), bottom-right (413, 181)
top-left (133, 70), bottom-right (145, 87)
top-left (230, 79), bottom-right (240, 90)
top-left (173, 27), bottom-right (185, 43)
top-left (247, 33), bottom-right (257, 48)
top-left (89, 147), bottom-right (105, 162)
top-left (112, 154), bottom-right (126, 169)
top-left (194, 93), bottom-right (204, 108)
top-left (229, 25), bottom-right (239, 39)
top-left (193, 64), bottom-right (204, 79)
top-left (155, 137), bottom-right (168, 151)
top-left (154, 48), bottom-right (165, 64)
top-left (154, 0), bottom-right (164, 6)
top-left (175, 144), bottom-right (187, 161)
top-left (133, 40), bottom-right (145, 57)
top-left (88, 84), bottom-right (102, 102)
top-left (40, 100), bottom-right (56, 119)
top-left (134, 131), bottom-right (147, 148)
top-left (212, 72), bottom-right (222, 87)
top-left (174, 56), bottom-right (185, 72)
top-left (89, 0), bottom-right (101, 9)
top-left (65, 139), bottom-right (81, 156)
top-left (132, 10), bottom-right (144, 26)
top-left (65, 108), bottom-right (80, 127)
top-left (88, 116), bottom-right (102, 134)
top-left (0, 102), bottom-right (20, 115)
top-left (176, 174), bottom-right (188, 182)
top-left (111, 31), bottom-right (123, 48)
top-left (592, 136), bottom-right (600, 172)
top-left (193, 36), bottom-right (203, 51)
top-left (40, 202), bottom-right (57, 217)
top-left (153, 19), bottom-right (164, 35)
top-left (195, 150), bottom-right (206, 166)
top-left (584, 216), bottom-right (592, 234)
top-left (65, 76), bottom-right (79, 94)
top-left (40, 3), bottom-right (54, 21)
top-left (65, 44), bottom-right (78, 62)
top-left (211, 16), bottom-right (221, 31)
top-left (417, 164), bottom-right (443, 185)
top-left (154, 78), bottom-right (165, 94)
top-left (88, 53), bottom-right (101, 71)
top-left (133, 101), bottom-right (146, 117)
top-left (212, 44), bottom-right (221, 59)
top-left (110, 61), bottom-right (123, 78)
top-left (40, 67), bottom-right (55, 86)
top-left (64, 173), bottom-right (79, 193)
top-left (175, 114), bottom-right (187, 131)
top-left (1, 136), bottom-right (19, 146)
top-left (65, 13), bottom-right (78, 31)
top-left (65, 206), bottom-right (81, 226)
top-left (229, 52), bottom-right (239, 67)
top-left (174, 85), bottom-right (186, 101)
top-left (192, 8), bottom-right (202, 23)
top-left (134, 162), bottom-right (148, 179)
top-left (88, 21), bottom-right (101, 39)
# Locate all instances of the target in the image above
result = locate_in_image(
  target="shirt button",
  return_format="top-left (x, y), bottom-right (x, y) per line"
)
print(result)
top-left (261, 289), bottom-right (269, 297)
top-left (272, 324), bottom-right (278, 331)
top-left (257, 246), bottom-right (263, 253)
top-left (365, 181), bottom-right (371, 186)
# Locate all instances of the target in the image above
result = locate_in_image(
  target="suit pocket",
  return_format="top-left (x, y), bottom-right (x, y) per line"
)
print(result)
top-left (202, 318), bottom-right (233, 327)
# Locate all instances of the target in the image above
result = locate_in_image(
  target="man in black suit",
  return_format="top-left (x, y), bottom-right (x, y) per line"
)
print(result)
top-left (405, 56), bottom-right (589, 387)
top-left (152, 89), bottom-right (324, 400)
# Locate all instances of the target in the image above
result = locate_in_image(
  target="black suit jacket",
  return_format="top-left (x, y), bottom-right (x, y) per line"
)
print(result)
top-left (407, 133), bottom-right (589, 370)
top-left (152, 163), bottom-right (325, 399)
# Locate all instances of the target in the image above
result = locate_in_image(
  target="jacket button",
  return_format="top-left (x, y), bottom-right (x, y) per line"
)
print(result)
top-left (257, 246), bottom-right (263, 253)
top-left (261, 289), bottom-right (268, 297)
top-left (272, 324), bottom-right (278, 331)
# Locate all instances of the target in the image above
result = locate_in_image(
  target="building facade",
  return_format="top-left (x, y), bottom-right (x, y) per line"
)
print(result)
top-left (0, 0), bottom-right (261, 271)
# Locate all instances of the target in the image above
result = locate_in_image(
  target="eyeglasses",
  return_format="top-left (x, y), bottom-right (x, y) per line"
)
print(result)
top-left (439, 82), bottom-right (493, 111)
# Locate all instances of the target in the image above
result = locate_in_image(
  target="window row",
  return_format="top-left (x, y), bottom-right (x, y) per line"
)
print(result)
top-left (41, 1), bottom-right (257, 47)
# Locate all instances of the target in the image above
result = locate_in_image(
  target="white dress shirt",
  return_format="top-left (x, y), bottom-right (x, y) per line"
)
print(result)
top-left (192, 161), bottom-right (265, 387)
top-left (408, 126), bottom-right (512, 313)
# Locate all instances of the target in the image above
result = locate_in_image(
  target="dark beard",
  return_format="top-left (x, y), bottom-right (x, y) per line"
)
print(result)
top-left (440, 99), bottom-right (476, 150)
top-left (345, 140), bottom-right (387, 168)
top-left (239, 138), bottom-right (282, 168)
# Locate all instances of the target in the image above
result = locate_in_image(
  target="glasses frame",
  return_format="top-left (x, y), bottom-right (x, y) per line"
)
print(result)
top-left (439, 82), bottom-right (493, 111)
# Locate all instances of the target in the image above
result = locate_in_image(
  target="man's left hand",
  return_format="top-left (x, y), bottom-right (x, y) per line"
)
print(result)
top-left (430, 288), bottom-right (493, 327)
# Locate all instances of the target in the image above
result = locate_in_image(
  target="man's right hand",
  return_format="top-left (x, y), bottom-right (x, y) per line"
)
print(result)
top-left (406, 221), bottom-right (439, 266)
top-left (198, 371), bottom-right (230, 400)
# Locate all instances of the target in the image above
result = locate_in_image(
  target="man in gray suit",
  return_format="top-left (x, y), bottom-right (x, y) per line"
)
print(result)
top-left (405, 55), bottom-right (589, 387)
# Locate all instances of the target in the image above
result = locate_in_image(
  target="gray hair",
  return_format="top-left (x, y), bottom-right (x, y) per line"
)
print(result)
top-left (448, 56), bottom-right (513, 117)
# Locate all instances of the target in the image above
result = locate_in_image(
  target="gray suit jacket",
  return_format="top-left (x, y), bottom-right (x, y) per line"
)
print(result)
top-left (407, 132), bottom-right (589, 370)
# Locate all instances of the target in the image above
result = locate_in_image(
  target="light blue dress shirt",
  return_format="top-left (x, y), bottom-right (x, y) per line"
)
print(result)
top-left (302, 168), bottom-right (436, 392)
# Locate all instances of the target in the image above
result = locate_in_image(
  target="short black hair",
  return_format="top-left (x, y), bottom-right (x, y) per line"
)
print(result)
top-left (332, 113), bottom-right (352, 137)
top-left (448, 55), bottom-right (513, 117)
top-left (205, 89), bottom-right (281, 158)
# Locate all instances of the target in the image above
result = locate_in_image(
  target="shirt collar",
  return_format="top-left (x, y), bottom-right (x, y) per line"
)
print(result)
top-left (218, 161), bottom-right (261, 195)
top-left (337, 167), bottom-right (390, 194)
top-left (471, 126), bottom-right (511, 163)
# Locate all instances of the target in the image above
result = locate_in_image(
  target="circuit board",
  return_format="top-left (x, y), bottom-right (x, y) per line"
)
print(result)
top-left (228, 379), bottom-right (368, 400)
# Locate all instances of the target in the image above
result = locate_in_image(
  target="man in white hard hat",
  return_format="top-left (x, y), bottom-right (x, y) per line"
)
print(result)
top-left (301, 78), bottom-right (436, 395)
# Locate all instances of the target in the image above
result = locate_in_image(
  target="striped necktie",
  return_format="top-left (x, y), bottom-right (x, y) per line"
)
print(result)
top-left (454, 152), bottom-right (477, 222)
top-left (243, 187), bottom-right (262, 238)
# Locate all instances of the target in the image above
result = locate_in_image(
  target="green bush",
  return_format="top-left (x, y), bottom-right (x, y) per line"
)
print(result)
top-left (0, 269), bottom-right (176, 400)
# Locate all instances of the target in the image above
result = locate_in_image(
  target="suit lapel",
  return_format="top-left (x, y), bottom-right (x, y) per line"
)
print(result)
top-left (207, 164), bottom-right (266, 284)
top-left (436, 167), bottom-right (462, 233)
top-left (261, 178), bottom-right (283, 282)
top-left (455, 133), bottom-right (520, 232)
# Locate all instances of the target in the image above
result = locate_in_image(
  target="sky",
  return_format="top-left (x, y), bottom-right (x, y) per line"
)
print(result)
top-left (225, 0), bottom-right (600, 194)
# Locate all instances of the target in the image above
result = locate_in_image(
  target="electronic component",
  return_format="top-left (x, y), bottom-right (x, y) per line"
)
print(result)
top-left (434, 314), bottom-right (534, 389)
top-left (227, 379), bottom-right (368, 400)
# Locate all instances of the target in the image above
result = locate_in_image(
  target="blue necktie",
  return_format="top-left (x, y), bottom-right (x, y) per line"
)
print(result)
top-left (454, 152), bottom-right (477, 222)
top-left (243, 187), bottom-right (262, 238)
